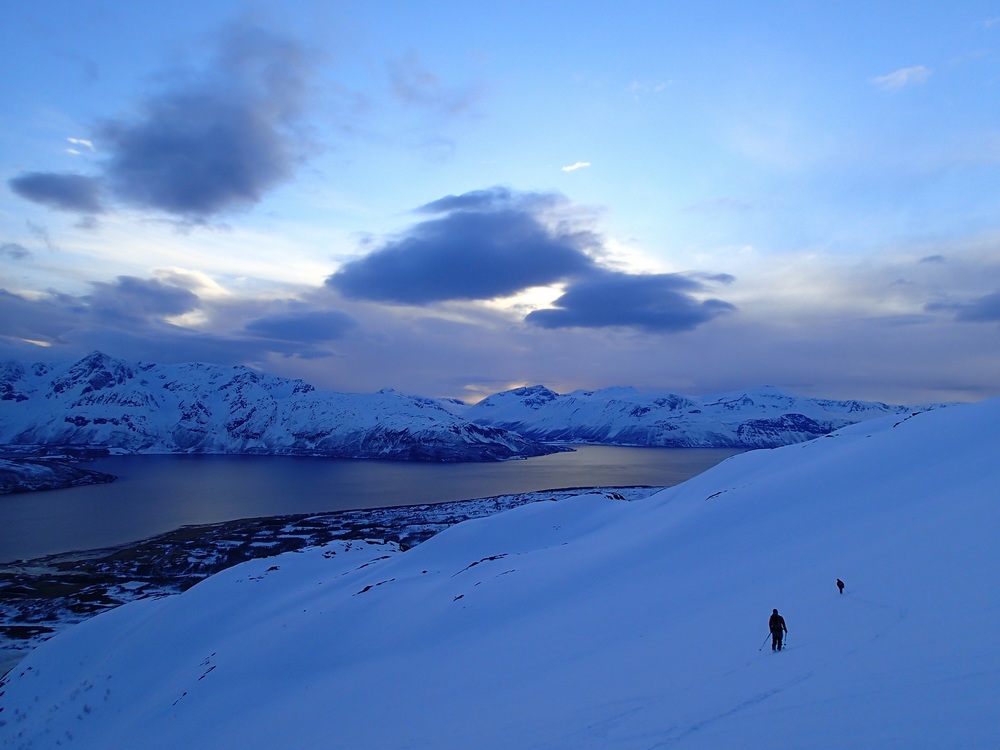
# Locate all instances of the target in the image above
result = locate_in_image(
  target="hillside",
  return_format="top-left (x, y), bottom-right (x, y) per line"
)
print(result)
top-left (0, 352), bottom-right (555, 462)
top-left (460, 383), bottom-right (927, 448)
top-left (0, 458), bottom-right (116, 495)
top-left (1, 398), bottom-right (996, 748)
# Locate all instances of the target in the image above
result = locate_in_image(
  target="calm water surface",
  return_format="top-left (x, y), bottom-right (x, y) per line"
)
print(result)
top-left (0, 446), bottom-right (742, 562)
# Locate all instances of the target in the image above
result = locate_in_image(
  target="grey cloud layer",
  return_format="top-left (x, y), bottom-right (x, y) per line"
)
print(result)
top-left (244, 308), bottom-right (357, 343)
top-left (0, 278), bottom-right (357, 365)
top-left (8, 22), bottom-right (311, 220)
top-left (88, 277), bottom-right (200, 321)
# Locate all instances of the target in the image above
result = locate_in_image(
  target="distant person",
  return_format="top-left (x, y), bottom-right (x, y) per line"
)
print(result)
top-left (837, 578), bottom-right (845, 594)
top-left (769, 608), bottom-right (787, 651)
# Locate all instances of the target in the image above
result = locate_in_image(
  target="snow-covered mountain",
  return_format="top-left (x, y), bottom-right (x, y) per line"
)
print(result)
top-left (1, 353), bottom-right (931, 460)
top-left (457, 383), bottom-right (927, 448)
top-left (0, 353), bottom-right (555, 462)
top-left (2, 398), bottom-right (996, 748)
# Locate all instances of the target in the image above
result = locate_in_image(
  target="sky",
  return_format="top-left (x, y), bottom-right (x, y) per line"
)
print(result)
top-left (2, 1), bottom-right (999, 404)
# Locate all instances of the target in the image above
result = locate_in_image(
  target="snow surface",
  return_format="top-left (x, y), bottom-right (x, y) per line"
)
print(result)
top-left (1, 399), bottom-right (998, 749)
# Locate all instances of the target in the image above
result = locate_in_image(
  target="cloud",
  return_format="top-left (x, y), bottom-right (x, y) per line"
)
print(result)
top-left (388, 51), bottom-right (480, 116)
top-left (0, 281), bottom-right (350, 367)
top-left (561, 162), bottom-right (591, 172)
top-left (1, 242), bottom-right (31, 260)
top-left (66, 137), bottom-right (96, 155)
top-left (525, 271), bottom-right (736, 332)
top-left (98, 23), bottom-right (312, 219)
top-left (88, 276), bottom-right (201, 321)
top-left (327, 187), bottom-right (598, 304)
top-left (871, 65), bottom-right (931, 92)
top-left (625, 80), bottom-right (669, 99)
top-left (952, 291), bottom-right (1000, 322)
top-left (244, 308), bottom-right (357, 342)
top-left (8, 172), bottom-right (105, 213)
top-left (8, 21), bottom-right (314, 220)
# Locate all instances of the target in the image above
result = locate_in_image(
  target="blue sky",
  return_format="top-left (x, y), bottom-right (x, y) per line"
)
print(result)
top-left (2, 1), bottom-right (999, 403)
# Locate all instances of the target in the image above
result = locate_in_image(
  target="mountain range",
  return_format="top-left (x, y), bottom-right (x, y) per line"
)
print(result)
top-left (457, 383), bottom-right (925, 448)
top-left (0, 352), bottom-right (553, 462)
top-left (1, 352), bottom-right (930, 462)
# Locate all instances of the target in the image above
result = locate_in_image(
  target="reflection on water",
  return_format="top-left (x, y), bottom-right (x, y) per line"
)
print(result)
top-left (0, 446), bottom-right (742, 562)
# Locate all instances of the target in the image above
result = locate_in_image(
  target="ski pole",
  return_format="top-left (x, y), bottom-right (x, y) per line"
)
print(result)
top-left (758, 633), bottom-right (770, 651)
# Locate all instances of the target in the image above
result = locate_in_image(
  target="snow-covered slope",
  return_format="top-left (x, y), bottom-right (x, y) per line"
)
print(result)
top-left (459, 383), bottom-right (927, 448)
top-left (2, 398), bottom-right (997, 749)
top-left (0, 353), bottom-right (555, 461)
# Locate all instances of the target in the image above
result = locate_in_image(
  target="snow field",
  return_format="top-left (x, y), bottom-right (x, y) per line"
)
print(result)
top-left (1, 398), bottom-right (998, 748)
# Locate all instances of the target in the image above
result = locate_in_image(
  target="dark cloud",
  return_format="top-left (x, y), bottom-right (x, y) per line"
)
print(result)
top-left (1, 242), bottom-right (31, 260)
top-left (88, 276), bottom-right (201, 321)
top-left (8, 22), bottom-right (313, 220)
top-left (8, 172), bottom-right (104, 213)
top-left (919, 255), bottom-right (946, 264)
top-left (245, 308), bottom-right (357, 342)
top-left (327, 187), bottom-right (597, 304)
top-left (954, 291), bottom-right (1000, 322)
top-left (98, 23), bottom-right (311, 219)
top-left (525, 271), bottom-right (736, 332)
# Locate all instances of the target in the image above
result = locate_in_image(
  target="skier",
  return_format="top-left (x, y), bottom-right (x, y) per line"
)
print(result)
top-left (837, 578), bottom-right (845, 594)
top-left (769, 608), bottom-right (787, 651)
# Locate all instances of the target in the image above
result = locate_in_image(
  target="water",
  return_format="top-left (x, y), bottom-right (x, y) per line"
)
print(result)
top-left (0, 446), bottom-right (742, 562)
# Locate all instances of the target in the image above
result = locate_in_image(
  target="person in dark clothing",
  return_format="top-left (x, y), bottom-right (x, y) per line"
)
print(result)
top-left (837, 578), bottom-right (845, 594)
top-left (769, 608), bottom-right (787, 651)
